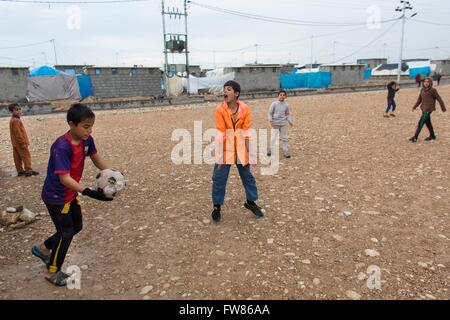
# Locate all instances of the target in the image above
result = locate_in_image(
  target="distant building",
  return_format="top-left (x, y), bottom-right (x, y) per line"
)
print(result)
top-left (169, 64), bottom-right (202, 77)
top-left (55, 65), bottom-right (93, 75)
top-left (85, 66), bottom-right (163, 98)
top-left (431, 59), bottom-right (450, 76)
top-left (0, 67), bottom-right (28, 102)
top-left (223, 64), bottom-right (281, 92)
top-left (319, 64), bottom-right (365, 86)
top-left (357, 58), bottom-right (387, 69)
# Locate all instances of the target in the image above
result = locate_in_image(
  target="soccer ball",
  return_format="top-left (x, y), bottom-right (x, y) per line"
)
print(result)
top-left (94, 169), bottom-right (126, 198)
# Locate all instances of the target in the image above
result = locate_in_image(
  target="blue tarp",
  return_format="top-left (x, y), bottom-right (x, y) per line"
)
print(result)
top-left (76, 75), bottom-right (94, 98)
top-left (29, 65), bottom-right (68, 77)
top-left (364, 68), bottom-right (372, 80)
top-left (409, 67), bottom-right (430, 79)
top-left (280, 71), bottom-right (331, 89)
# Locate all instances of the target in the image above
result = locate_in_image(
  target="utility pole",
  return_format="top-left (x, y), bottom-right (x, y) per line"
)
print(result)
top-left (310, 35), bottom-right (314, 69)
top-left (183, 0), bottom-right (190, 94)
top-left (161, 0), bottom-right (170, 96)
top-left (383, 43), bottom-right (387, 59)
top-left (254, 44), bottom-right (258, 64)
top-left (161, 0), bottom-right (190, 96)
top-left (332, 41), bottom-right (336, 63)
top-left (395, 1), bottom-right (415, 83)
top-left (51, 39), bottom-right (58, 65)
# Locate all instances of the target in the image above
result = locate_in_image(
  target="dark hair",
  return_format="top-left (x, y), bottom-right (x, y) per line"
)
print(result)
top-left (8, 103), bottom-right (20, 112)
top-left (67, 103), bottom-right (95, 125)
top-left (223, 80), bottom-right (241, 98)
top-left (278, 90), bottom-right (287, 96)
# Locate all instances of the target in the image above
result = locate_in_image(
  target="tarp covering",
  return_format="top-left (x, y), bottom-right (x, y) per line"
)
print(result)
top-left (364, 68), bottom-right (372, 80)
top-left (407, 60), bottom-right (431, 79)
top-left (27, 75), bottom-right (81, 101)
top-left (29, 65), bottom-right (67, 77)
top-left (409, 67), bottom-right (430, 79)
top-left (76, 75), bottom-right (93, 99)
top-left (182, 72), bottom-right (235, 94)
top-left (280, 71), bottom-right (331, 89)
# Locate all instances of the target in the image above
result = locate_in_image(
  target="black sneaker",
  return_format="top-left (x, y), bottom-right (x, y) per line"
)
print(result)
top-left (17, 172), bottom-right (26, 177)
top-left (212, 207), bottom-right (221, 223)
top-left (24, 171), bottom-right (39, 177)
top-left (244, 202), bottom-right (264, 218)
top-left (409, 136), bottom-right (418, 143)
top-left (424, 136), bottom-right (436, 141)
top-left (267, 152), bottom-right (271, 157)
top-left (45, 271), bottom-right (70, 287)
top-left (285, 155), bottom-right (291, 159)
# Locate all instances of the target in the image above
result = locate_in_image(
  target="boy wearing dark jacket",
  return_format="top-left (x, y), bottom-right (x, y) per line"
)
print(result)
top-left (385, 81), bottom-right (399, 117)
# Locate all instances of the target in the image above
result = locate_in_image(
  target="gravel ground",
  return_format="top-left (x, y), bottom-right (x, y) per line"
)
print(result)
top-left (0, 85), bottom-right (449, 300)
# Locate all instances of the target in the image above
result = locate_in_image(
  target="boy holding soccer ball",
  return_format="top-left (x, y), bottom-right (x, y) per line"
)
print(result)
top-left (32, 103), bottom-right (112, 286)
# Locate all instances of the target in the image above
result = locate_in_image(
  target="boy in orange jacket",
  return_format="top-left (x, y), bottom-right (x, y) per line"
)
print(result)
top-left (8, 103), bottom-right (39, 177)
top-left (211, 80), bottom-right (263, 222)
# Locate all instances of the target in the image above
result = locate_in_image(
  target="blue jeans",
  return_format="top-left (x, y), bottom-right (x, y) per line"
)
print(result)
top-left (386, 98), bottom-right (396, 113)
top-left (212, 164), bottom-right (258, 206)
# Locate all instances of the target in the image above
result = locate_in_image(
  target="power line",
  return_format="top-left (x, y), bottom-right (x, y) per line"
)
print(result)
top-left (188, 1), bottom-right (400, 27)
top-left (411, 18), bottom-right (450, 26)
top-left (326, 19), bottom-right (400, 64)
top-left (191, 25), bottom-right (371, 54)
top-left (0, 0), bottom-right (149, 3)
top-left (0, 39), bottom-right (52, 50)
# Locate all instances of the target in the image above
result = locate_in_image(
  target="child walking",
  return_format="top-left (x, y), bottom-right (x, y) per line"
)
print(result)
top-left (8, 103), bottom-right (39, 177)
top-left (385, 81), bottom-right (399, 117)
top-left (409, 78), bottom-right (447, 142)
top-left (267, 90), bottom-right (293, 157)
top-left (32, 103), bottom-right (113, 286)
top-left (211, 80), bottom-right (263, 223)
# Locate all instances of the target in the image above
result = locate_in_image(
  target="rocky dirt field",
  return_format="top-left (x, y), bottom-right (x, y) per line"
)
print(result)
top-left (0, 85), bottom-right (449, 300)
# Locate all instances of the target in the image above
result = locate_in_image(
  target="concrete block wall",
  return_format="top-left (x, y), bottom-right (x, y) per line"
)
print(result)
top-left (0, 68), bottom-right (28, 102)
top-left (432, 60), bottom-right (450, 76)
top-left (87, 67), bottom-right (163, 98)
top-left (321, 65), bottom-right (365, 86)
top-left (224, 67), bottom-right (281, 92)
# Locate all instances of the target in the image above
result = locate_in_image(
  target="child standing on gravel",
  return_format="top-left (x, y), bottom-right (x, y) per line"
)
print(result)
top-left (385, 81), bottom-right (399, 117)
top-left (211, 80), bottom-right (264, 223)
top-left (409, 78), bottom-right (447, 142)
top-left (267, 90), bottom-right (293, 157)
top-left (32, 103), bottom-right (113, 286)
top-left (8, 103), bottom-right (39, 177)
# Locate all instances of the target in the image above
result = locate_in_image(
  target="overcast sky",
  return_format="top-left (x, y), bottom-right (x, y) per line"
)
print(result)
top-left (1, 0), bottom-right (450, 69)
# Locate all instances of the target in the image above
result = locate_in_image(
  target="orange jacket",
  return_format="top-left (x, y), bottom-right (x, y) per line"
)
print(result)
top-left (9, 116), bottom-right (29, 147)
top-left (215, 100), bottom-right (253, 165)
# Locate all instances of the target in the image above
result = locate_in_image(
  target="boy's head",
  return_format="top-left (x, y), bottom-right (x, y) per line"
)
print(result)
top-left (223, 80), bottom-right (241, 104)
top-left (67, 103), bottom-right (95, 141)
top-left (278, 90), bottom-right (287, 102)
top-left (8, 103), bottom-right (22, 117)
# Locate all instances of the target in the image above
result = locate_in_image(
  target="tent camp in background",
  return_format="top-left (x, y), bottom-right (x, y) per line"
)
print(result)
top-left (370, 60), bottom-right (431, 79)
top-left (27, 65), bottom-right (81, 101)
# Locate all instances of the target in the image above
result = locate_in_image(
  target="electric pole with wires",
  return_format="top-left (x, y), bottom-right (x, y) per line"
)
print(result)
top-left (395, 1), bottom-right (417, 83)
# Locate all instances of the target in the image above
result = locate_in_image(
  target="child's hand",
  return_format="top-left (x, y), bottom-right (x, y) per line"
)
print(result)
top-left (82, 188), bottom-right (113, 201)
top-left (217, 164), bottom-right (223, 171)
